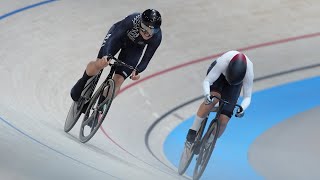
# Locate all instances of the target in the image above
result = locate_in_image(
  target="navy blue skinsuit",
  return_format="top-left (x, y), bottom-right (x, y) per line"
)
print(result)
top-left (98, 12), bottom-right (162, 78)
top-left (70, 12), bottom-right (161, 102)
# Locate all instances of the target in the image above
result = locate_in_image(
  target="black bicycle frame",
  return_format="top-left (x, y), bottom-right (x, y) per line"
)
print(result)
top-left (203, 95), bottom-right (243, 141)
top-left (104, 63), bottom-right (116, 82)
top-left (97, 56), bottom-right (136, 106)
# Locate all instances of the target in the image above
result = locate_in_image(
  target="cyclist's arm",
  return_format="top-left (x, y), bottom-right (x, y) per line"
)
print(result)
top-left (202, 59), bottom-right (226, 96)
top-left (136, 32), bottom-right (162, 73)
top-left (241, 61), bottom-right (254, 111)
top-left (101, 15), bottom-right (133, 57)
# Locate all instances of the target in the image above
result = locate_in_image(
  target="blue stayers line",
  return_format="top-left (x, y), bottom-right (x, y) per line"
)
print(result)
top-left (0, 0), bottom-right (58, 20)
top-left (164, 76), bottom-right (320, 180)
top-left (0, 0), bottom-right (118, 177)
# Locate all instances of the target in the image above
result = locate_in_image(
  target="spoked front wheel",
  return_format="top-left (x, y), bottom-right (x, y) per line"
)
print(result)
top-left (193, 121), bottom-right (219, 180)
top-left (79, 79), bottom-right (115, 143)
top-left (178, 118), bottom-right (208, 176)
top-left (178, 141), bottom-right (195, 175)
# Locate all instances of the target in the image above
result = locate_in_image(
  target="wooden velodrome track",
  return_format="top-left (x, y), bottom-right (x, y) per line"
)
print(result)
top-left (0, 0), bottom-right (319, 179)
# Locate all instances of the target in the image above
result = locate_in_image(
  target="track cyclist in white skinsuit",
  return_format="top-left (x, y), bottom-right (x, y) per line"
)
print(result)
top-left (186, 50), bottom-right (254, 144)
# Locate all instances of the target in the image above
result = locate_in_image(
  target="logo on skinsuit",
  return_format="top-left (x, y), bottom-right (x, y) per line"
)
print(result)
top-left (101, 34), bottom-right (111, 47)
top-left (127, 14), bottom-right (141, 42)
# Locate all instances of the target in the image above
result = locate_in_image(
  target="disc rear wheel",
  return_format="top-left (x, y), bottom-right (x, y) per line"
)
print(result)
top-left (178, 141), bottom-right (195, 175)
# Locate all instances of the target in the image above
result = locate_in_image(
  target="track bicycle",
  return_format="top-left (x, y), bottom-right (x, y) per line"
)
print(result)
top-left (64, 56), bottom-right (136, 143)
top-left (178, 96), bottom-right (243, 180)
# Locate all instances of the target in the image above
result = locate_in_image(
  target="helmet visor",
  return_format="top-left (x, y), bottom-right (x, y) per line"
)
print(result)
top-left (140, 22), bottom-right (159, 36)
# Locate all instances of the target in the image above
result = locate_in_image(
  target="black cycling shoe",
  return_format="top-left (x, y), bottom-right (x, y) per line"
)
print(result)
top-left (186, 129), bottom-right (197, 143)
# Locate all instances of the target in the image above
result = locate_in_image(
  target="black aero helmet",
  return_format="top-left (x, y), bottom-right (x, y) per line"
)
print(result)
top-left (225, 53), bottom-right (247, 85)
top-left (141, 9), bottom-right (162, 30)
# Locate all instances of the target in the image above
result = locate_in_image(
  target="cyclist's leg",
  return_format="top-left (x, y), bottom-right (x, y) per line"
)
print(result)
top-left (70, 70), bottom-right (94, 101)
top-left (113, 45), bottom-right (143, 94)
top-left (70, 25), bottom-right (120, 102)
top-left (186, 91), bottom-right (220, 142)
top-left (186, 74), bottom-right (225, 143)
top-left (196, 60), bottom-right (223, 120)
top-left (217, 81), bottom-right (242, 138)
top-left (99, 44), bottom-right (144, 103)
top-left (112, 74), bottom-right (125, 97)
top-left (71, 58), bottom-right (110, 102)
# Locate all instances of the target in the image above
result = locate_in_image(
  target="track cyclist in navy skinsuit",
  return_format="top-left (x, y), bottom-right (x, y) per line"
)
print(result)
top-left (70, 9), bottom-right (162, 104)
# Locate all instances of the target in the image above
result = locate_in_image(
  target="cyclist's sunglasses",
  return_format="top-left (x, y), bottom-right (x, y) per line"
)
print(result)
top-left (140, 22), bottom-right (159, 36)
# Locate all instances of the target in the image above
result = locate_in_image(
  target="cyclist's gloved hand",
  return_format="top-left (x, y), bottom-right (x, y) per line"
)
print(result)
top-left (235, 108), bottom-right (244, 118)
top-left (130, 69), bottom-right (140, 81)
top-left (105, 54), bottom-right (113, 61)
top-left (204, 94), bottom-right (213, 105)
top-left (97, 57), bottom-right (109, 69)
